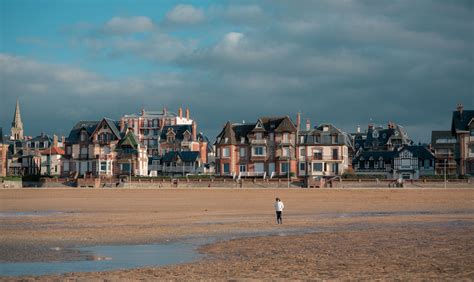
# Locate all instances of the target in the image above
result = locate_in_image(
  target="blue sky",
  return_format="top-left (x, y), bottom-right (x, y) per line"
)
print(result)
top-left (1, 0), bottom-right (473, 142)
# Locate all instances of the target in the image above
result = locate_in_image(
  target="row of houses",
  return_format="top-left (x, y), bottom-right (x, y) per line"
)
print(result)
top-left (1, 101), bottom-right (473, 180)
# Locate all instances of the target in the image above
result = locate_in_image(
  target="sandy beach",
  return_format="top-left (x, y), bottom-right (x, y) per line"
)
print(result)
top-left (1, 187), bottom-right (473, 280)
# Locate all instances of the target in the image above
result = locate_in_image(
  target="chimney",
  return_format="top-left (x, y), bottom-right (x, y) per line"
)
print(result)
top-left (178, 107), bottom-right (183, 118)
top-left (61, 136), bottom-right (65, 145)
top-left (192, 121), bottom-right (197, 141)
top-left (119, 119), bottom-right (125, 132)
top-left (368, 124), bottom-right (374, 131)
top-left (163, 107), bottom-right (167, 115)
top-left (141, 108), bottom-right (145, 116)
top-left (457, 103), bottom-right (464, 118)
top-left (356, 125), bottom-right (361, 133)
top-left (296, 112), bottom-right (301, 131)
top-left (185, 108), bottom-right (190, 120)
top-left (53, 135), bottom-right (58, 147)
top-left (306, 119), bottom-right (311, 131)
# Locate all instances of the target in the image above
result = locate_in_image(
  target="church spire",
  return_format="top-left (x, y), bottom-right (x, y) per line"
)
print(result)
top-left (11, 98), bottom-right (24, 140)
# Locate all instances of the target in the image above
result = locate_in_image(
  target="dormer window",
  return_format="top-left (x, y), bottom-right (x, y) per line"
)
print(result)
top-left (225, 137), bottom-right (229, 143)
top-left (323, 126), bottom-right (329, 132)
top-left (240, 137), bottom-right (245, 144)
top-left (372, 130), bottom-right (379, 138)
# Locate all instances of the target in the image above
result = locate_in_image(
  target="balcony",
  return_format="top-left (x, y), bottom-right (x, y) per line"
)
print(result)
top-left (250, 139), bottom-right (267, 145)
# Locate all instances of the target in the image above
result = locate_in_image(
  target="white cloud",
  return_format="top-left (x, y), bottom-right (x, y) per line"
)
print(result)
top-left (165, 4), bottom-right (204, 24)
top-left (103, 16), bottom-right (153, 34)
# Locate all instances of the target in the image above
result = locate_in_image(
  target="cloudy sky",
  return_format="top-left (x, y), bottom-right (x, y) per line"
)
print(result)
top-left (1, 0), bottom-right (472, 143)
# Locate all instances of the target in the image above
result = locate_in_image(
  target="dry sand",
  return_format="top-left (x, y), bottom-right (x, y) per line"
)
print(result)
top-left (1, 187), bottom-right (473, 280)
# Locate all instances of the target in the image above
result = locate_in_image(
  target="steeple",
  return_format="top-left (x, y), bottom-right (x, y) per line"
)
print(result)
top-left (11, 98), bottom-right (24, 140)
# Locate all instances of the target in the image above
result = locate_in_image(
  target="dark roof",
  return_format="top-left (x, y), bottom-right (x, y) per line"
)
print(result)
top-left (299, 123), bottom-right (353, 148)
top-left (67, 121), bottom-right (99, 143)
top-left (118, 131), bottom-right (139, 148)
top-left (399, 145), bottom-right (435, 160)
top-left (28, 134), bottom-right (53, 143)
top-left (0, 127), bottom-right (4, 144)
top-left (161, 151), bottom-right (200, 163)
top-left (215, 116), bottom-right (297, 145)
top-left (160, 125), bottom-right (193, 140)
top-left (353, 145), bottom-right (434, 162)
top-left (103, 118), bottom-right (122, 139)
top-left (451, 110), bottom-right (474, 134)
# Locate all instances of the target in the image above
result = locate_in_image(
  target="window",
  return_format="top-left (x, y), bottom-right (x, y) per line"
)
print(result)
top-left (401, 158), bottom-right (411, 169)
top-left (283, 133), bottom-right (289, 142)
top-left (66, 146), bottom-right (72, 155)
top-left (80, 147), bottom-right (88, 155)
top-left (241, 137), bottom-right (245, 144)
top-left (224, 137), bottom-right (229, 143)
top-left (239, 165), bottom-right (247, 172)
top-left (254, 147), bottom-right (265, 156)
top-left (313, 149), bottom-right (322, 160)
top-left (269, 133), bottom-right (274, 141)
top-left (470, 128), bottom-right (474, 136)
top-left (256, 133), bottom-right (263, 140)
top-left (223, 163), bottom-right (230, 173)
top-left (299, 162), bottom-right (305, 171)
top-left (222, 147), bottom-right (230, 157)
top-left (332, 135), bottom-right (338, 144)
top-left (312, 163), bottom-right (323, 171)
top-left (470, 145), bottom-right (474, 154)
top-left (332, 149), bottom-right (338, 160)
top-left (80, 133), bottom-right (86, 142)
top-left (332, 163), bottom-right (339, 174)
top-left (63, 162), bottom-right (69, 172)
top-left (282, 147), bottom-right (290, 157)
top-left (300, 136), bottom-right (305, 143)
top-left (100, 161), bottom-right (107, 171)
top-left (121, 163), bottom-right (131, 171)
top-left (281, 163), bottom-right (289, 173)
top-left (424, 159), bottom-right (431, 169)
top-left (299, 147), bottom-right (306, 158)
top-left (240, 147), bottom-right (246, 157)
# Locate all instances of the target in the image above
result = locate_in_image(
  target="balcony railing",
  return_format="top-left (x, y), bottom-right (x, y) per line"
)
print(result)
top-left (250, 139), bottom-right (267, 145)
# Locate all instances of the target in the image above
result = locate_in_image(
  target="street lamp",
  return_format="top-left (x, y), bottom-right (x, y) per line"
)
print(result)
top-left (444, 159), bottom-right (447, 189)
top-left (287, 160), bottom-right (290, 188)
top-left (129, 159), bottom-right (132, 188)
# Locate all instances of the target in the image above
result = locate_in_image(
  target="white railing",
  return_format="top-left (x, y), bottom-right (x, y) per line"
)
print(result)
top-left (238, 171), bottom-right (266, 178)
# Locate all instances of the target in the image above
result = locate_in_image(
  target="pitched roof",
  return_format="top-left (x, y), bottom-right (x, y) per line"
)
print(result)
top-left (40, 147), bottom-right (65, 155)
top-left (451, 110), bottom-right (474, 133)
top-left (28, 134), bottom-right (53, 143)
top-left (215, 116), bottom-right (297, 145)
top-left (160, 125), bottom-right (193, 140)
top-left (299, 123), bottom-right (353, 148)
top-left (431, 130), bottom-right (456, 146)
top-left (399, 145), bottom-right (435, 160)
top-left (161, 151), bottom-right (200, 163)
top-left (67, 121), bottom-right (99, 143)
top-left (118, 130), bottom-right (139, 148)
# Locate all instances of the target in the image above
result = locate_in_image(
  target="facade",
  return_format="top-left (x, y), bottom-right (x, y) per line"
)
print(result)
top-left (297, 122), bottom-right (352, 178)
top-left (353, 145), bottom-right (435, 179)
top-left (431, 130), bottom-right (458, 176)
top-left (121, 107), bottom-right (193, 156)
top-left (215, 116), bottom-right (298, 178)
top-left (40, 147), bottom-right (65, 176)
top-left (0, 128), bottom-right (9, 177)
top-left (451, 104), bottom-right (474, 176)
top-left (352, 122), bottom-right (412, 152)
top-left (62, 118), bottom-right (148, 178)
top-left (20, 133), bottom-right (53, 175)
top-left (160, 151), bottom-right (202, 175)
top-left (10, 98), bottom-right (24, 141)
top-left (158, 124), bottom-right (208, 163)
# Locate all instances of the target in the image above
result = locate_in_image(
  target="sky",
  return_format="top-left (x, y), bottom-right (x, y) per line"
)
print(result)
top-left (0, 0), bottom-right (473, 143)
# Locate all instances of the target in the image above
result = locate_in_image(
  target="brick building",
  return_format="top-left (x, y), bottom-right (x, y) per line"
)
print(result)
top-left (297, 122), bottom-right (352, 178)
top-left (451, 104), bottom-right (474, 176)
top-left (62, 118), bottom-right (148, 178)
top-left (215, 116), bottom-right (298, 178)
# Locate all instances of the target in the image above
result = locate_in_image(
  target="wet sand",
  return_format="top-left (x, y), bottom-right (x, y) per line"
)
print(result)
top-left (1, 188), bottom-right (473, 280)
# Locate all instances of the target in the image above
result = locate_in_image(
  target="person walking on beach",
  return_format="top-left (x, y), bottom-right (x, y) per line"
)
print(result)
top-left (274, 197), bottom-right (284, 224)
